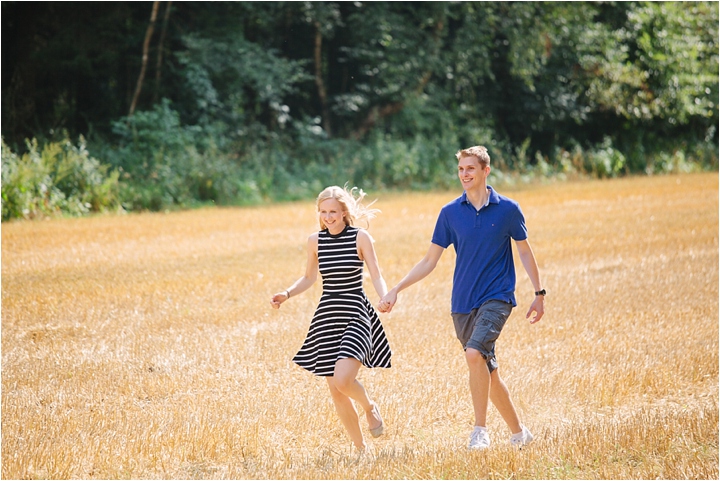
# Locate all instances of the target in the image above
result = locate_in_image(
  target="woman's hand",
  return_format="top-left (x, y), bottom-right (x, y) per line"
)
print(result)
top-left (270, 291), bottom-right (289, 309)
top-left (378, 290), bottom-right (397, 313)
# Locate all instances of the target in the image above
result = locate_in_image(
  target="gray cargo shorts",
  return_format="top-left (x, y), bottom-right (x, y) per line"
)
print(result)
top-left (452, 300), bottom-right (513, 373)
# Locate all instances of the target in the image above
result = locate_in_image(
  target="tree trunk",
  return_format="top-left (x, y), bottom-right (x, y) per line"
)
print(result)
top-left (153, 1), bottom-right (172, 104)
top-left (351, 102), bottom-right (404, 140)
top-left (314, 21), bottom-right (332, 137)
top-left (129, 1), bottom-right (160, 116)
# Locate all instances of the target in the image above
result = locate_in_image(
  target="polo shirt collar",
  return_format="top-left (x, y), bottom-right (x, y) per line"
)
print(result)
top-left (460, 185), bottom-right (498, 207)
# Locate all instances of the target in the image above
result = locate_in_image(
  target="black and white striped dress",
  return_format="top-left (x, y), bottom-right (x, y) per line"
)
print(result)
top-left (293, 225), bottom-right (392, 377)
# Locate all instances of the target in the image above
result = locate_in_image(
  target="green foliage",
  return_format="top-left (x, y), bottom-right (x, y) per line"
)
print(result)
top-left (585, 137), bottom-right (627, 178)
top-left (2, 1), bottom-right (717, 218)
top-left (105, 100), bottom-right (257, 211)
top-left (583, 2), bottom-right (718, 124)
top-left (1, 137), bottom-right (120, 221)
top-left (176, 33), bottom-right (311, 128)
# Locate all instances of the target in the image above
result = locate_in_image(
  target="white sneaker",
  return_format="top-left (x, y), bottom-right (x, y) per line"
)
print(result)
top-left (468, 426), bottom-right (491, 450)
top-left (510, 425), bottom-right (534, 448)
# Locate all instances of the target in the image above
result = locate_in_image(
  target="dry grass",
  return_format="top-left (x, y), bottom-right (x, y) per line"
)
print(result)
top-left (2, 173), bottom-right (718, 479)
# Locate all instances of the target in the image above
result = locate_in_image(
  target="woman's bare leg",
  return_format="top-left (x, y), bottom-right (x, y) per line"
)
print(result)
top-left (327, 358), bottom-right (383, 447)
top-left (327, 376), bottom-right (365, 449)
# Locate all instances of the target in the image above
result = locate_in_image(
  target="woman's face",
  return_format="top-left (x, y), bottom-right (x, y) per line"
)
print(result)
top-left (318, 197), bottom-right (346, 232)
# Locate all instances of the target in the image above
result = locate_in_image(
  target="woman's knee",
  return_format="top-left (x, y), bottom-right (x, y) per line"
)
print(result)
top-left (327, 378), bottom-right (347, 400)
top-left (333, 374), bottom-right (356, 394)
top-left (333, 358), bottom-right (361, 393)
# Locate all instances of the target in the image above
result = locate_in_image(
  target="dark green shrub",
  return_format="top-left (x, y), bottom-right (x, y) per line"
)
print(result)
top-left (106, 100), bottom-right (249, 211)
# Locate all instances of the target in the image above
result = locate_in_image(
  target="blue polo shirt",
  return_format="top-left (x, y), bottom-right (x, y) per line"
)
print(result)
top-left (431, 186), bottom-right (527, 314)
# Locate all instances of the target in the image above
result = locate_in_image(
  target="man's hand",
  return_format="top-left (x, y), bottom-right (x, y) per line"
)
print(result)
top-left (526, 296), bottom-right (544, 324)
top-left (378, 290), bottom-right (398, 313)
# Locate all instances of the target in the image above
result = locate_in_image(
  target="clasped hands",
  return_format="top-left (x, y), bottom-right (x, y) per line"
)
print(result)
top-left (377, 290), bottom-right (397, 313)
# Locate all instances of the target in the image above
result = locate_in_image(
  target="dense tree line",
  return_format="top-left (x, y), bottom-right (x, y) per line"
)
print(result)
top-left (2, 1), bottom-right (718, 218)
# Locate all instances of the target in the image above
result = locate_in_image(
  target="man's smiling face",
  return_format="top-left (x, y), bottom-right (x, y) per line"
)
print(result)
top-left (457, 155), bottom-right (490, 192)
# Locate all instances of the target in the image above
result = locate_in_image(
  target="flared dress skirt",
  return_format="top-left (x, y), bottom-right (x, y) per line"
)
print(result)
top-left (293, 226), bottom-right (392, 377)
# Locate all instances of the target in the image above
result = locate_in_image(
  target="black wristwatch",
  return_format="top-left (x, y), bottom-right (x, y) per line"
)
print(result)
top-left (535, 289), bottom-right (546, 296)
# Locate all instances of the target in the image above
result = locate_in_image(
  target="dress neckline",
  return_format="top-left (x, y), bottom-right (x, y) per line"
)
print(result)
top-left (326, 224), bottom-right (350, 238)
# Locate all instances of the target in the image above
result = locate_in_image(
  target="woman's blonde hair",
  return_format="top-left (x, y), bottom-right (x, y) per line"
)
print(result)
top-left (316, 184), bottom-right (380, 230)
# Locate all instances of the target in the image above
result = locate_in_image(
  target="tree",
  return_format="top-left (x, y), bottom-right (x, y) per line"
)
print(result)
top-left (153, 1), bottom-right (172, 104)
top-left (1, 1), bottom-right (716, 173)
top-left (129, 1), bottom-right (160, 116)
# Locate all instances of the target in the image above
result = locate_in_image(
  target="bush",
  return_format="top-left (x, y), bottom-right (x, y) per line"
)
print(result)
top-left (105, 100), bottom-right (254, 211)
top-left (45, 98), bottom-right (717, 218)
top-left (2, 137), bottom-right (120, 221)
top-left (585, 137), bottom-right (627, 178)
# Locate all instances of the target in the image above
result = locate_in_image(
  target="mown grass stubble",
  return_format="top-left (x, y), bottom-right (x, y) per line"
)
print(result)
top-left (2, 173), bottom-right (717, 479)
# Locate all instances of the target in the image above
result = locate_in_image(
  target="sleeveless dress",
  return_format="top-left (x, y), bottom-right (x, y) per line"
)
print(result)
top-left (293, 225), bottom-right (392, 377)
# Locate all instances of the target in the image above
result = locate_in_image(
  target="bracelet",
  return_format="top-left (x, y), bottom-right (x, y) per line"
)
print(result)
top-left (285, 289), bottom-right (291, 299)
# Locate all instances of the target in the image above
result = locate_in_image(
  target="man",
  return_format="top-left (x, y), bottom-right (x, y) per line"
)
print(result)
top-left (378, 145), bottom-right (545, 450)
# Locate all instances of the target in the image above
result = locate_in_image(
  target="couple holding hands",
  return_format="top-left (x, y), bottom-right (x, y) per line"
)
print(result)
top-left (270, 146), bottom-right (545, 452)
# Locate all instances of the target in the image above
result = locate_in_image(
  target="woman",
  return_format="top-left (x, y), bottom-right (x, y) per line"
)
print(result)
top-left (270, 185), bottom-right (391, 451)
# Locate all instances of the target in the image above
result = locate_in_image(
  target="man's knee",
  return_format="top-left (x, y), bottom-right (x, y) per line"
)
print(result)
top-left (465, 347), bottom-right (487, 365)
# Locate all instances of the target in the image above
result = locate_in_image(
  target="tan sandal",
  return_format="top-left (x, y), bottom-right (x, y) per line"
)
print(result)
top-left (368, 402), bottom-right (384, 438)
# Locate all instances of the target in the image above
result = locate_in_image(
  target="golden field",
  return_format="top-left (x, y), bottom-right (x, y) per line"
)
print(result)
top-left (2, 172), bottom-right (718, 479)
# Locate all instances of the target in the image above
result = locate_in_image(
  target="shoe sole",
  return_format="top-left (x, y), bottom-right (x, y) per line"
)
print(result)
top-left (468, 445), bottom-right (490, 450)
top-left (511, 436), bottom-right (534, 449)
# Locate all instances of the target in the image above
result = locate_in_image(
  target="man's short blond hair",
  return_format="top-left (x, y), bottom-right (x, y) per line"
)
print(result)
top-left (456, 146), bottom-right (490, 168)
